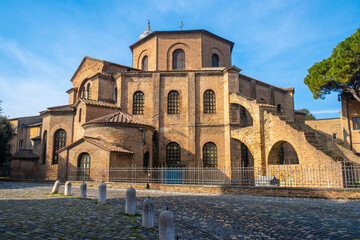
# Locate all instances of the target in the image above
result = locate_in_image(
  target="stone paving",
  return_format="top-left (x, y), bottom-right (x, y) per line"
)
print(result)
top-left (0, 182), bottom-right (360, 239)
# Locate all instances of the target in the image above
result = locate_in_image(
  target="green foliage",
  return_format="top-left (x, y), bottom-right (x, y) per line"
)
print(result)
top-left (297, 108), bottom-right (316, 120)
top-left (304, 28), bottom-right (360, 102)
top-left (0, 115), bottom-right (13, 165)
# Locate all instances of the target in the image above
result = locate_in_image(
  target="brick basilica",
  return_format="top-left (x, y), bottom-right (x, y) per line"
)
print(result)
top-left (9, 24), bottom-right (360, 185)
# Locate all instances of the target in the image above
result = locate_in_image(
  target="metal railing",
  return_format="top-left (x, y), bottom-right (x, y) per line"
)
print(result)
top-left (9, 164), bottom-right (360, 189)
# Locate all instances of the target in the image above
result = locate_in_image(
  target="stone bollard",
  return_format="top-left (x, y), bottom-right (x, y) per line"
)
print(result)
top-left (51, 180), bottom-right (61, 194)
top-left (125, 186), bottom-right (136, 215)
top-left (159, 209), bottom-right (175, 240)
top-left (80, 182), bottom-right (87, 199)
top-left (98, 182), bottom-right (106, 203)
top-left (142, 197), bottom-right (154, 228)
top-left (64, 181), bottom-right (71, 195)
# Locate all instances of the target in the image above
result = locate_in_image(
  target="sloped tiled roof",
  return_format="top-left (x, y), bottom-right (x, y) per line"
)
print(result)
top-left (12, 149), bottom-right (39, 160)
top-left (85, 111), bottom-right (152, 126)
top-left (57, 136), bottom-right (134, 154)
top-left (80, 98), bottom-right (120, 109)
top-left (47, 104), bottom-right (74, 112)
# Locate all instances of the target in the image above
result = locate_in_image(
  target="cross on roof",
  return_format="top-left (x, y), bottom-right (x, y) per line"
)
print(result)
top-left (179, 20), bottom-right (184, 30)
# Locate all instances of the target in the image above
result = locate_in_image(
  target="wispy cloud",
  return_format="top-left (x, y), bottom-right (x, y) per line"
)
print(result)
top-left (312, 110), bottom-right (340, 114)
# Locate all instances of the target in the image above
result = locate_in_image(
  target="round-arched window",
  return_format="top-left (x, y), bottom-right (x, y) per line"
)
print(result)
top-left (52, 129), bottom-right (66, 164)
top-left (212, 54), bottom-right (219, 67)
top-left (172, 49), bottom-right (185, 70)
top-left (203, 142), bottom-right (217, 167)
top-left (142, 56), bottom-right (148, 71)
top-left (78, 153), bottom-right (90, 181)
top-left (166, 142), bottom-right (181, 166)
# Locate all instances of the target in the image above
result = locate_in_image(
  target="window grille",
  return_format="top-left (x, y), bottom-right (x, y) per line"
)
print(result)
top-left (78, 153), bottom-right (90, 181)
top-left (203, 142), bottom-right (217, 167)
top-left (204, 90), bottom-right (216, 113)
top-left (166, 142), bottom-right (181, 166)
top-left (172, 49), bottom-right (185, 70)
top-left (168, 91), bottom-right (180, 114)
top-left (53, 129), bottom-right (66, 164)
top-left (133, 91), bottom-right (144, 115)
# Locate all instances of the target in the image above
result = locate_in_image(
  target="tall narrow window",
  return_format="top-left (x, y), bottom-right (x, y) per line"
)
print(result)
top-left (204, 90), bottom-right (216, 113)
top-left (78, 108), bottom-right (82, 122)
top-left (353, 117), bottom-right (360, 130)
top-left (53, 129), bottom-right (66, 164)
top-left (77, 153), bottom-right (90, 181)
top-left (85, 83), bottom-right (91, 99)
top-left (203, 142), bottom-right (217, 167)
top-left (166, 142), bottom-right (181, 166)
top-left (172, 49), bottom-right (185, 70)
top-left (133, 91), bottom-right (144, 115)
top-left (142, 56), bottom-right (148, 71)
top-left (277, 104), bottom-right (282, 114)
top-left (113, 87), bottom-right (118, 103)
top-left (143, 151), bottom-right (150, 169)
top-left (42, 131), bottom-right (47, 165)
top-left (168, 90), bottom-right (180, 114)
top-left (212, 54), bottom-right (219, 67)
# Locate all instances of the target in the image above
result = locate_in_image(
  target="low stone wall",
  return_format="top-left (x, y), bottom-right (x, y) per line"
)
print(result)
top-left (3, 179), bottom-right (360, 199)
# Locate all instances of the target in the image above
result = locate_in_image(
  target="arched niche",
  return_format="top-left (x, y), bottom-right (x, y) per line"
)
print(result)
top-left (268, 141), bottom-right (299, 165)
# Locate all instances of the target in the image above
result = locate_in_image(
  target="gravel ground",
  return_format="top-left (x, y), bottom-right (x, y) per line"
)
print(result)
top-left (0, 181), bottom-right (360, 239)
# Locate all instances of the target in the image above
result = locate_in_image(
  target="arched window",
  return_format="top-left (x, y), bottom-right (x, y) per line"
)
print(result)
top-left (204, 90), bottom-right (216, 113)
top-left (203, 142), bottom-right (217, 167)
top-left (42, 131), bottom-right (47, 165)
top-left (277, 104), bottom-right (282, 114)
top-left (212, 54), bottom-right (219, 67)
top-left (133, 91), bottom-right (144, 115)
top-left (113, 87), bottom-right (118, 103)
top-left (85, 83), bottom-right (91, 99)
top-left (142, 56), bottom-right (148, 71)
top-left (78, 108), bottom-right (82, 122)
top-left (52, 129), bottom-right (66, 164)
top-left (166, 142), bottom-right (181, 166)
top-left (168, 90), bottom-right (180, 114)
top-left (77, 153), bottom-right (90, 181)
top-left (172, 49), bottom-right (185, 70)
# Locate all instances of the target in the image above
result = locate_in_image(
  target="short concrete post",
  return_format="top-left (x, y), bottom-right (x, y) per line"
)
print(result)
top-left (159, 210), bottom-right (175, 240)
top-left (98, 182), bottom-right (106, 203)
top-left (51, 180), bottom-right (61, 194)
top-left (64, 181), bottom-right (71, 195)
top-left (125, 186), bottom-right (136, 215)
top-left (142, 197), bottom-right (154, 228)
top-left (80, 182), bottom-right (87, 199)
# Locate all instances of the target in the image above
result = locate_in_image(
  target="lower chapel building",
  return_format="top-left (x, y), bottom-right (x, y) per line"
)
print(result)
top-left (9, 26), bottom-right (360, 186)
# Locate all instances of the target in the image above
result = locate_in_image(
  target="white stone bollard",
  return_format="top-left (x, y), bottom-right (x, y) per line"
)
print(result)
top-left (142, 197), bottom-right (154, 228)
top-left (125, 186), bottom-right (136, 215)
top-left (98, 182), bottom-right (106, 203)
top-left (80, 182), bottom-right (87, 199)
top-left (51, 180), bottom-right (61, 194)
top-left (64, 181), bottom-right (71, 195)
top-left (159, 210), bottom-right (175, 240)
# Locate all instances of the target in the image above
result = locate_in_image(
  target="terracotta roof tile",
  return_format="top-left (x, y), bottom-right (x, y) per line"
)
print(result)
top-left (80, 98), bottom-right (120, 108)
top-left (47, 104), bottom-right (74, 112)
top-left (57, 137), bottom-right (134, 154)
top-left (86, 111), bottom-right (152, 126)
top-left (12, 149), bottom-right (39, 160)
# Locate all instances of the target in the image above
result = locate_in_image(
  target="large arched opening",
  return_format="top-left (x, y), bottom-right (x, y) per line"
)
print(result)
top-left (230, 103), bottom-right (253, 127)
top-left (268, 141), bottom-right (299, 165)
top-left (231, 139), bottom-right (255, 185)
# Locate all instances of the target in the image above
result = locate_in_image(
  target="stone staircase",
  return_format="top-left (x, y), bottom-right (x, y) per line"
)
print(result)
top-left (283, 116), bottom-right (359, 164)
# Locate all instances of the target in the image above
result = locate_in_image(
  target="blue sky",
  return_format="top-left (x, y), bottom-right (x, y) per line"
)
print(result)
top-left (0, 0), bottom-right (359, 119)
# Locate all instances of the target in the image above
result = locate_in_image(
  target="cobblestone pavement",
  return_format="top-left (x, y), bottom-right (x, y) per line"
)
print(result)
top-left (0, 182), bottom-right (360, 239)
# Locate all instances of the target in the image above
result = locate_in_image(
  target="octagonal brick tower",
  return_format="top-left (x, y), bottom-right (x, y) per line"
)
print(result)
top-left (130, 26), bottom-right (234, 71)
